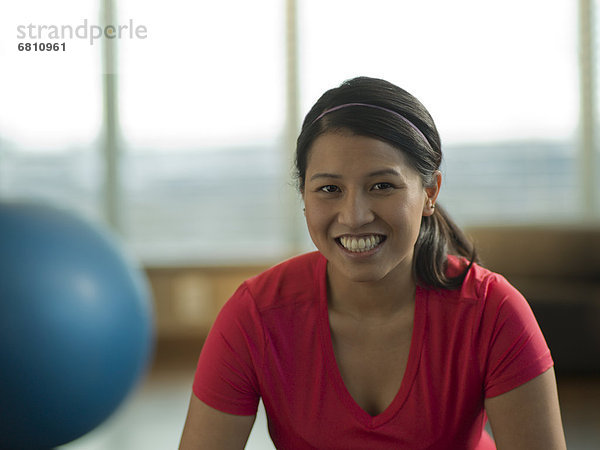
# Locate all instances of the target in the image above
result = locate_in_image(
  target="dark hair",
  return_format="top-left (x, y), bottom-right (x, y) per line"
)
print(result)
top-left (295, 76), bottom-right (478, 289)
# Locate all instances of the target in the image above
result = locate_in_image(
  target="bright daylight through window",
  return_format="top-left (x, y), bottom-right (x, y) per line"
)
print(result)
top-left (0, 0), bottom-right (591, 266)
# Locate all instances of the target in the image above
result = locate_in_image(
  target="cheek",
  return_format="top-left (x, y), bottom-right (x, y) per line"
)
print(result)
top-left (304, 199), bottom-right (337, 245)
top-left (304, 203), bottom-right (329, 230)
top-left (386, 196), bottom-right (425, 234)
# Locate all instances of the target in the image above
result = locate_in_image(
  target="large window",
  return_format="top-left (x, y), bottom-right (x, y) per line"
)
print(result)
top-left (117, 0), bottom-right (287, 264)
top-left (0, 0), bottom-right (103, 220)
top-left (0, 1), bottom-right (595, 266)
top-left (299, 0), bottom-right (579, 225)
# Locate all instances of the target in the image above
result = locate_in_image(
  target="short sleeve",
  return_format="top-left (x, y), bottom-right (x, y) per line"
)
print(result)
top-left (192, 283), bottom-right (263, 415)
top-left (481, 274), bottom-right (554, 398)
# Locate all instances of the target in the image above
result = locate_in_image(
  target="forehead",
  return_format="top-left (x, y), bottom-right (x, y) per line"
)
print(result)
top-left (306, 132), bottom-right (412, 174)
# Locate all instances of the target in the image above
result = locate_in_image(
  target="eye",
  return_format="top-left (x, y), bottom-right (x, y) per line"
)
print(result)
top-left (319, 185), bottom-right (340, 193)
top-left (372, 182), bottom-right (394, 191)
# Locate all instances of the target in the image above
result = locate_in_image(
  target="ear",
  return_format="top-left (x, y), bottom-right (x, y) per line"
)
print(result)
top-left (300, 187), bottom-right (307, 215)
top-left (422, 170), bottom-right (442, 217)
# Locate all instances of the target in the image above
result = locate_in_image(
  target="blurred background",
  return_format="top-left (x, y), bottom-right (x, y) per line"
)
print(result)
top-left (0, 0), bottom-right (599, 448)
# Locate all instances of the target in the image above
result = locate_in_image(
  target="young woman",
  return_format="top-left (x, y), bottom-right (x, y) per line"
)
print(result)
top-left (180, 77), bottom-right (566, 449)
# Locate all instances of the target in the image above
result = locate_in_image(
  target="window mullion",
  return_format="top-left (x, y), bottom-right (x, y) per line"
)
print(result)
top-left (579, 0), bottom-right (598, 221)
top-left (100, 0), bottom-right (122, 232)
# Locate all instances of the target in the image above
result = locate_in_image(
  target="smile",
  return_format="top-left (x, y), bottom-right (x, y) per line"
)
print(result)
top-left (337, 234), bottom-right (385, 253)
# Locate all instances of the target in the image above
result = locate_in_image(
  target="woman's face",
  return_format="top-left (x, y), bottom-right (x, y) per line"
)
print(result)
top-left (302, 132), bottom-right (439, 285)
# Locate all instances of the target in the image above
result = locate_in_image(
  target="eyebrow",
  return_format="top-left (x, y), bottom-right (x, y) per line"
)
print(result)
top-left (309, 168), bottom-right (402, 181)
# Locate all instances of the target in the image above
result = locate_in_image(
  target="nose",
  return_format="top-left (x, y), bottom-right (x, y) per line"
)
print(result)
top-left (337, 190), bottom-right (375, 229)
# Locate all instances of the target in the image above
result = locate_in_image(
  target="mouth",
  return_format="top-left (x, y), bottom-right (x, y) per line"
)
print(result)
top-left (335, 234), bottom-right (386, 253)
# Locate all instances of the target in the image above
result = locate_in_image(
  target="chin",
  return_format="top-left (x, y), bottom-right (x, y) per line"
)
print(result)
top-left (330, 264), bottom-right (390, 284)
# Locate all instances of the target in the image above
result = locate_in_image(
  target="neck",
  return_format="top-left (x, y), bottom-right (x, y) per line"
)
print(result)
top-left (326, 262), bottom-right (416, 321)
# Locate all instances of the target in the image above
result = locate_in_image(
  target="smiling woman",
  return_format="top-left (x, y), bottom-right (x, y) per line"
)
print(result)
top-left (296, 80), bottom-right (477, 290)
top-left (180, 77), bottom-right (567, 449)
top-left (302, 133), bottom-right (435, 286)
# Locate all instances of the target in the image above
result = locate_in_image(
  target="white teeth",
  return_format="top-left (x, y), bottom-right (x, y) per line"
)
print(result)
top-left (339, 235), bottom-right (383, 253)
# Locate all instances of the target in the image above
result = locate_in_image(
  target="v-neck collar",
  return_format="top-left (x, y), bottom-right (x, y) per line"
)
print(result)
top-left (315, 252), bottom-right (427, 429)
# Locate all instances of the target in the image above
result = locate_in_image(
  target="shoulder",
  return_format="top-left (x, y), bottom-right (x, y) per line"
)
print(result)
top-left (241, 251), bottom-right (325, 311)
top-left (441, 255), bottom-right (521, 303)
top-left (426, 256), bottom-right (552, 397)
top-left (439, 256), bottom-right (545, 347)
top-left (428, 255), bottom-right (533, 324)
top-left (213, 251), bottom-right (324, 336)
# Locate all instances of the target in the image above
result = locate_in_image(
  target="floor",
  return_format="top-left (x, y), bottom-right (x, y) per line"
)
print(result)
top-left (59, 366), bottom-right (275, 450)
top-left (58, 360), bottom-right (600, 450)
top-left (556, 376), bottom-right (600, 449)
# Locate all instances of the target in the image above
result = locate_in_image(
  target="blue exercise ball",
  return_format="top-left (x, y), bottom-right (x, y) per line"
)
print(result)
top-left (0, 201), bottom-right (154, 449)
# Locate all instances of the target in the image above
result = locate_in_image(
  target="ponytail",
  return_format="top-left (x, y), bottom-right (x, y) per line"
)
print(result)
top-left (413, 203), bottom-right (478, 289)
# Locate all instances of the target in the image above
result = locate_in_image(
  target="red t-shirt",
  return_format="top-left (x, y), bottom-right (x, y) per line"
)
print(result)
top-left (193, 252), bottom-right (553, 449)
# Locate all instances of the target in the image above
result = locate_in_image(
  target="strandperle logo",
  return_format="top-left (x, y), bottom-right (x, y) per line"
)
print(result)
top-left (16, 19), bottom-right (147, 45)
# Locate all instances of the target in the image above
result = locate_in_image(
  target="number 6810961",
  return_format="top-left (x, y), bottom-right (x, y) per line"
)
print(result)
top-left (18, 42), bottom-right (66, 51)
